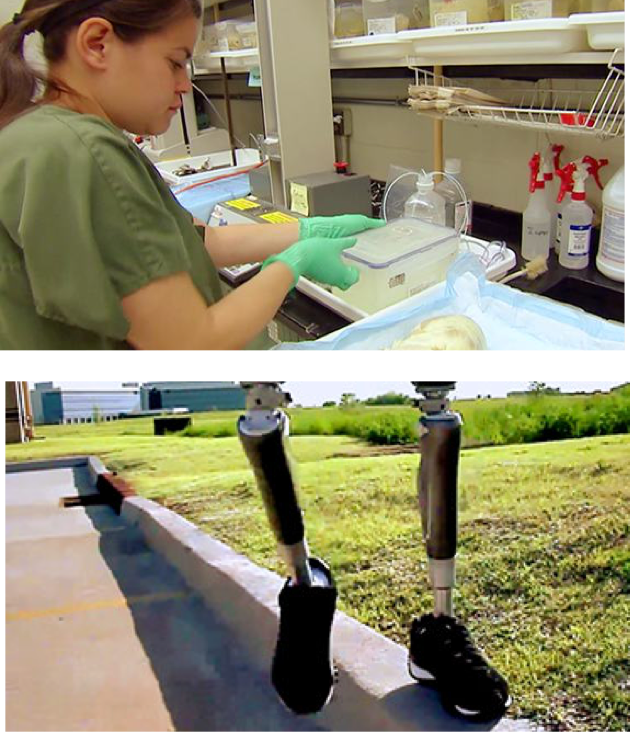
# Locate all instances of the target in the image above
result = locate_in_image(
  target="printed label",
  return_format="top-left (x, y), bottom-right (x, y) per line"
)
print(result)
top-left (290, 183), bottom-right (310, 216)
top-left (510, 0), bottom-right (553, 19)
top-left (556, 212), bottom-right (563, 245)
top-left (260, 212), bottom-right (300, 224)
top-left (567, 224), bottom-right (592, 256)
top-left (389, 273), bottom-right (406, 289)
top-left (600, 206), bottom-right (625, 262)
top-left (225, 197), bottom-right (260, 210)
top-left (434, 11), bottom-right (468, 25)
top-left (367, 17), bottom-right (397, 34)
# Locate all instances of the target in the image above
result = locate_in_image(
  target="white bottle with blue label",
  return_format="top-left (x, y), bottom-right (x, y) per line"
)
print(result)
top-left (558, 164), bottom-right (592, 271)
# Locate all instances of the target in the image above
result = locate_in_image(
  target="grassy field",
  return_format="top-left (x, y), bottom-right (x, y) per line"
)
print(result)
top-left (5, 421), bottom-right (630, 730)
top-left (20, 386), bottom-right (630, 449)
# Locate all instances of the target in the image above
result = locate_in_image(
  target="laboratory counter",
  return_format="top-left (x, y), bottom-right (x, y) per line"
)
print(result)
top-left (218, 202), bottom-right (624, 345)
top-left (473, 203), bottom-right (625, 325)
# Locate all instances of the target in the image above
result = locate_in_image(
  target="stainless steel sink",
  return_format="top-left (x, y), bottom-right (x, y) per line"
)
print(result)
top-left (541, 276), bottom-right (624, 323)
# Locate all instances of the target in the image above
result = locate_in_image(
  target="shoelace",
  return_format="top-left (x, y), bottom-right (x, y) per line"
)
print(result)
top-left (415, 617), bottom-right (490, 674)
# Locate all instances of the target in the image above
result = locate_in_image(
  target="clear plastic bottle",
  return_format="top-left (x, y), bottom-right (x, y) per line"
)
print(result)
top-left (522, 153), bottom-right (552, 261)
top-left (434, 158), bottom-right (472, 233)
top-left (404, 173), bottom-right (446, 225)
top-left (559, 165), bottom-right (593, 270)
top-left (542, 156), bottom-right (556, 238)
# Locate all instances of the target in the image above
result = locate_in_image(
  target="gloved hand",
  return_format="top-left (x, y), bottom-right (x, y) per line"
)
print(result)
top-left (262, 236), bottom-right (359, 290)
top-left (299, 214), bottom-right (386, 240)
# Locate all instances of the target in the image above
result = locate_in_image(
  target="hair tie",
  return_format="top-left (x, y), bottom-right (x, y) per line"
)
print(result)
top-left (12, 13), bottom-right (23, 25)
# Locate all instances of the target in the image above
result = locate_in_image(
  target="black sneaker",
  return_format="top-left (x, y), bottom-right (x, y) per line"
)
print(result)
top-left (271, 557), bottom-right (337, 715)
top-left (408, 613), bottom-right (512, 722)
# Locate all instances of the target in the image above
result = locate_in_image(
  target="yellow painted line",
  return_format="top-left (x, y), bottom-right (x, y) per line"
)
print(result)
top-left (6, 590), bottom-right (190, 622)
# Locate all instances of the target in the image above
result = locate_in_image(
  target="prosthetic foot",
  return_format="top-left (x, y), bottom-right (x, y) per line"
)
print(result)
top-left (409, 383), bottom-right (511, 722)
top-left (238, 383), bottom-right (337, 714)
top-left (273, 557), bottom-right (337, 714)
top-left (409, 613), bottom-right (511, 721)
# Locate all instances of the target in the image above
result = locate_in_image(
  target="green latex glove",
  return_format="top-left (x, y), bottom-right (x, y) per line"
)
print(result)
top-left (262, 236), bottom-right (359, 290)
top-left (299, 214), bottom-right (386, 240)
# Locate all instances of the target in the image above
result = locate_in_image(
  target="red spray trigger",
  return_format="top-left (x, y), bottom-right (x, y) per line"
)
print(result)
top-left (582, 156), bottom-right (608, 190)
top-left (529, 152), bottom-right (541, 193)
top-left (556, 162), bottom-right (576, 204)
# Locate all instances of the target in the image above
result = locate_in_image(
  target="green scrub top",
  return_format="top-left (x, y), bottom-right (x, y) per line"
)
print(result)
top-left (0, 104), bottom-right (224, 349)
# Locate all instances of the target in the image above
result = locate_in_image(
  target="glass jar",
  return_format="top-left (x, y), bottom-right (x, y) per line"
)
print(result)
top-left (335, 1), bottom-right (366, 36)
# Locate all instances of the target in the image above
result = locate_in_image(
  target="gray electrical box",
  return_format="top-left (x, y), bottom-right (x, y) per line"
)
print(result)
top-left (287, 171), bottom-right (372, 217)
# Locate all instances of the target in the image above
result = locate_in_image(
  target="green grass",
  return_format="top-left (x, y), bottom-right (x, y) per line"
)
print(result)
top-left (176, 393), bottom-right (630, 447)
top-left (6, 423), bottom-right (629, 731)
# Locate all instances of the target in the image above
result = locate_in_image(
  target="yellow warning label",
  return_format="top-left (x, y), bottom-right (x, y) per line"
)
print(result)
top-left (225, 198), bottom-right (260, 211)
top-left (260, 212), bottom-right (300, 224)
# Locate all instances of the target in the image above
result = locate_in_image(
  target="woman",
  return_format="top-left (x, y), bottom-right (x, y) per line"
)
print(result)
top-left (0, 0), bottom-right (384, 349)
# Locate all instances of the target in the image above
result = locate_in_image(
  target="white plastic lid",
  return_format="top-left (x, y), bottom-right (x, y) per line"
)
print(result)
top-left (342, 217), bottom-right (457, 269)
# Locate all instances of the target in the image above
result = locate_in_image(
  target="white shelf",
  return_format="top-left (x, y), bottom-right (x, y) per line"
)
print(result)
top-left (330, 17), bottom-right (624, 67)
top-left (194, 14), bottom-right (625, 74)
top-left (401, 18), bottom-right (590, 57)
top-left (193, 48), bottom-right (260, 74)
top-left (330, 34), bottom-right (413, 68)
top-left (568, 11), bottom-right (625, 50)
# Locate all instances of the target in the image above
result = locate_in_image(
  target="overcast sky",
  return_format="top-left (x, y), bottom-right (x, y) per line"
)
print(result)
top-left (36, 381), bottom-right (624, 406)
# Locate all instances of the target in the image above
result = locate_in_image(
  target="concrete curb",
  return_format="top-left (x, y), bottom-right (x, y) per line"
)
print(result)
top-left (7, 457), bottom-right (535, 731)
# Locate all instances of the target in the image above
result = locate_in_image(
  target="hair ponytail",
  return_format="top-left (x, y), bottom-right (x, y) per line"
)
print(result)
top-left (0, 0), bottom-right (201, 131)
top-left (0, 13), bottom-right (44, 129)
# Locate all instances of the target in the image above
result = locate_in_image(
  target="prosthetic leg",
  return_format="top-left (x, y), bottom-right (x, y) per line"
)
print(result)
top-left (237, 383), bottom-right (337, 714)
top-left (408, 382), bottom-right (511, 721)
top-left (414, 382), bottom-right (460, 618)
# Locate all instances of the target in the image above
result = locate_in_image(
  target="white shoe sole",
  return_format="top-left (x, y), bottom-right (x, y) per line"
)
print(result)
top-left (409, 658), bottom-right (512, 719)
top-left (408, 658), bottom-right (436, 682)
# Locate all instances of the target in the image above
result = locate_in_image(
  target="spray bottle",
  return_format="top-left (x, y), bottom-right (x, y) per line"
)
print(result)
top-left (558, 162), bottom-right (593, 270)
top-left (556, 155), bottom-right (608, 252)
top-left (404, 172), bottom-right (446, 225)
top-left (543, 148), bottom-right (557, 219)
top-left (522, 152), bottom-right (552, 261)
top-left (596, 165), bottom-right (625, 282)
top-left (551, 144), bottom-right (564, 250)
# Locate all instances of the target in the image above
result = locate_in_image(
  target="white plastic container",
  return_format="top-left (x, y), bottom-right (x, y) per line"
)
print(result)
top-left (404, 173), bottom-right (446, 225)
top-left (333, 217), bottom-right (459, 313)
top-left (434, 158), bottom-right (472, 233)
top-left (596, 165), bottom-right (624, 281)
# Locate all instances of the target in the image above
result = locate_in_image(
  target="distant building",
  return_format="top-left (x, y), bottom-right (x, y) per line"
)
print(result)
top-left (29, 382), bottom-right (247, 425)
top-left (139, 382), bottom-right (246, 412)
top-left (31, 383), bottom-right (140, 425)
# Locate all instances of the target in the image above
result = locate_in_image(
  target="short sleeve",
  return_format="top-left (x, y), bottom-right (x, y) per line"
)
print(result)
top-left (16, 118), bottom-right (191, 340)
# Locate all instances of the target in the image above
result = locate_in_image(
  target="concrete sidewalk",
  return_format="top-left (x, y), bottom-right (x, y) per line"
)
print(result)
top-left (6, 458), bottom-right (536, 732)
top-left (6, 463), bottom-right (320, 731)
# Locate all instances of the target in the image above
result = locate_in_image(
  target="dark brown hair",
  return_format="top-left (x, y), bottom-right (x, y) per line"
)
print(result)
top-left (0, 0), bottom-right (201, 130)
